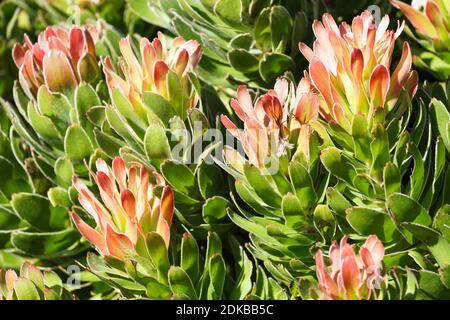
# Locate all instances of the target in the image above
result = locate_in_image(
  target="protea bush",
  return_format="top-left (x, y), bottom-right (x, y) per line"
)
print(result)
top-left (0, 0), bottom-right (448, 302)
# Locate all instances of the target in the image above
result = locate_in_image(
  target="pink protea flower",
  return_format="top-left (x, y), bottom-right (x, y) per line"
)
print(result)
top-left (12, 25), bottom-right (99, 99)
top-left (69, 157), bottom-right (174, 261)
top-left (220, 79), bottom-right (291, 170)
top-left (299, 11), bottom-right (418, 133)
top-left (315, 235), bottom-right (385, 300)
top-left (103, 32), bottom-right (202, 118)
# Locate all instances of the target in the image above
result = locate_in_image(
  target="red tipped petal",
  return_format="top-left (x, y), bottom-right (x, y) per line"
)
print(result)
top-left (12, 44), bottom-right (26, 68)
top-left (105, 224), bottom-right (134, 261)
top-left (70, 212), bottom-right (108, 256)
top-left (299, 42), bottom-right (314, 62)
top-left (362, 235), bottom-right (385, 265)
top-left (369, 64), bottom-right (390, 107)
top-left (388, 41), bottom-right (412, 101)
top-left (295, 93), bottom-right (319, 124)
top-left (341, 256), bottom-right (361, 299)
top-left (112, 157), bottom-right (127, 192)
top-left (237, 85), bottom-right (255, 117)
top-left (160, 186), bottom-right (174, 227)
top-left (153, 60), bottom-right (169, 95)
top-left (350, 48), bottom-right (364, 84)
top-left (69, 27), bottom-right (84, 64)
top-left (156, 217), bottom-right (171, 249)
top-left (97, 171), bottom-right (115, 197)
top-left (121, 189), bottom-right (136, 219)
top-left (309, 57), bottom-right (333, 110)
top-left (230, 99), bottom-right (246, 121)
top-left (174, 49), bottom-right (189, 77)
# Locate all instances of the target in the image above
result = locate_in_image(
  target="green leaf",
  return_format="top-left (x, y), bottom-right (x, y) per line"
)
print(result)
top-left (214, 0), bottom-right (242, 27)
top-left (27, 102), bottom-right (62, 145)
top-left (370, 124), bottom-right (390, 179)
top-left (383, 162), bottom-right (401, 197)
top-left (78, 52), bottom-right (100, 82)
top-left (47, 187), bottom-right (71, 208)
top-left (230, 246), bottom-right (253, 300)
top-left (111, 89), bottom-right (146, 130)
top-left (94, 129), bottom-right (124, 158)
top-left (434, 205), bottom-right (450, 242)
top-left (243, 164), bottom-right (281, 208)
top-left (11, 229), bottom-right (80, 257)
top-left (313, 205), bottom-right (336, 241)
top-left (181, 232), bottom-right (199, 284)
top-left (64, 125), bottom-right (94, 162)
top-left (440, 266), bottom-right (450, 289)
top-left (168, 266), bottom-right (197, 300)
top-left (407, 142), bottom-right (425, 201)
top-left (146, 232), bottom-right (169, 283)
top-left (146, 278), bottom-right (172, 299)
top-left (202, 196), bottom-right (228, 223)
top-left (20, 262), bottom-right (44, 291)
top-left (208, 253), bottom-right (226, 299)
top-left (270, 6), bottom-right (292, 52)
top-left (418, 270), bottom-right (450, 299)
top-left (37, 86), bottom-right (71, 126)
top-left (167, 71), bottom-right (186, 119)
top-left (351, 113), bottom-right (371, 163)
top-left (228, 49), bottom-right (259, 73)
top-left (14, 277), bottom-right (41, 300)
top-left (161, 160), bottom-right (200, 199)
top-left (12, 193), bottom-right (67, 231)
top-left (320, 147), bottom-right (357, 185)
top-left (254, 8), bottom-right (271, 50)
top-left (54, 157), bottom-right (74, 188)
top-left (326, 187), bottom-right (351, 216)
top-left (197, 163), bottom-right (227, 198)
top-left (230, 33), bottom-right (253, 50)
top-left (234, 180), bottom-right (277, 217)
top-left (430, 98), bottom-right (450, 153)
top-left (400, 222), bottom-right (450, 267)
top-left (346, 207), bottom-right (397, 242)
top-left (281, 193), bottom-right (307, 228)
top-left (0, 206), bottom-right (20, 230)
top-left (288, 161), bottom-right (317, 210)
top-left (387, 193), bottom-right (432, 242)
top-left (259, 52), bottom-right (294, 83)
top-left (144, 124), bottom-right (171, 161)
top-left (75, 83), bottom-right (100, 122)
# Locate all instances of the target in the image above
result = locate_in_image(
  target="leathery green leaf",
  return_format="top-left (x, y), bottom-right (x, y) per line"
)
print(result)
top-left (181, 232), bottom-right (199, 284)
top-left (346, 207), bottom-right (397, 242)
top-left (64, 125), bottom-right (94, 162)
top-left (168, 266), bottom-right (197, 300)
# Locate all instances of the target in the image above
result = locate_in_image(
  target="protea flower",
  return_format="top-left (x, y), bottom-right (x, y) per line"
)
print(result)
top-left (220, 79), bottom-right (291, 171)
top-left (299, 11), bottom-right (418, 133)
top-left (390, 0), bottom-right (450, 79)
top-left (69, 157), bottom-right (174, 261)
top-left (0, 262), bottom-right (71, 300)
top-left (315, 235), bottom-right (385, 300)
top-left (12, 25), bottom-right (100, 99)
top-left (103, 32), bottom-right (202, 121)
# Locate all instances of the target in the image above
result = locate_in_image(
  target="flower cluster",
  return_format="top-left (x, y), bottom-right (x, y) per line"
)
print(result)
top-left (12, 25), bottom-right (100, 99)
top-left (103, 33), bottom-right (202, 119)
top-left (315, 235), bottom-right (385, 300)
top-left (299, 11), bottom-right (418, 132)
top-left (70, 157), bottom-right (174, 261)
